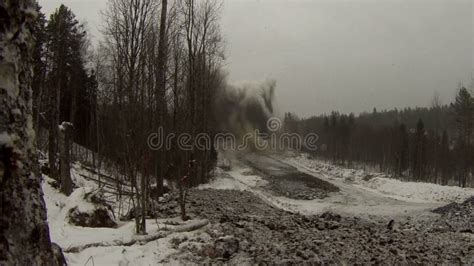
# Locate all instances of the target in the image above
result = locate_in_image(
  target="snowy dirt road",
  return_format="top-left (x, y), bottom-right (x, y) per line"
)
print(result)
top-left (229, 153), bottom-right (443, 219)
top-left (187, 153), bottom-right (473, 264)
top-left (283, 156), bottom-right (444, 218)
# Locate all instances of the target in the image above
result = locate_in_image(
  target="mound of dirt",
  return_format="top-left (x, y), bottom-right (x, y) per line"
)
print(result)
top-left (431, 196), bottom-right (474, 233)
top-left (433, 196), bottom-right (474, 215)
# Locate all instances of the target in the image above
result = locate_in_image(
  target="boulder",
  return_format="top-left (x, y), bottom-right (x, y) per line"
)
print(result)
top-left (214, 236), bottom-right (239, 259)
top-left (68, 206), bottom-right (117, 228)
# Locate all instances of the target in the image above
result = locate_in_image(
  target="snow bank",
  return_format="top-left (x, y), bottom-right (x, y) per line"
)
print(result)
top-left (42, 176), bottom-right (116, 246)
top-left (290, 154), bottom-right (474, 204)
top-left (360, 177), bottom-right (473, 203)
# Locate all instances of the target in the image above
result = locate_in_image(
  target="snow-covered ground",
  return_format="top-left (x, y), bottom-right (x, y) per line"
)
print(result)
top-left (42, 165), bottom-right (212, 265)
top-left (289, 154), bottom-right (474, 204)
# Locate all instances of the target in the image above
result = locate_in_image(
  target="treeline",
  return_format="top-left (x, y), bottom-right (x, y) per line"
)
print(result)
top-left (31, 3), bottom-right (98, 195)
top-left (285, 88), bottom-right (474, 187)
top-left (97, 0), bottom-right (225, 229)
top-left (32, 0), bottom-right (225, 233)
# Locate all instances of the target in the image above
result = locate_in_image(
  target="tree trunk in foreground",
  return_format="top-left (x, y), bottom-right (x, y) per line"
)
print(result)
top-left (0, 1), bottom-right (62, 264)
top-left (59, 122), bottom-right (73, 196)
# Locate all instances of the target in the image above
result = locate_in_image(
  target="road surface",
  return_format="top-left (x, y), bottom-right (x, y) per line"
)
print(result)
top-left (233, 153), bottom-right (442, 218)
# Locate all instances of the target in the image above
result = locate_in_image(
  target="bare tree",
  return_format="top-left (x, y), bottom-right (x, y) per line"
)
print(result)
top-left (102, 0), bottom-right (158, 234)
top-left (154, 0), bottom-right (169, 198)
top-left (96, 0), bottom-right (225, 225)
top-left (172, 0), bottom-right (224, 219)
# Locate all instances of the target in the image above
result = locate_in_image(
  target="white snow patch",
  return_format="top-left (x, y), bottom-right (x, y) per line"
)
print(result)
top-left (359, 178), bottom-right (473, 203)
top-left (59, 121), bottom-right (73, 131)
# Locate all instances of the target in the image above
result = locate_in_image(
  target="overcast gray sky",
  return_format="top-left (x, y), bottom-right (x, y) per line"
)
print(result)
top-left (39, 0), bottom-right (473, 117)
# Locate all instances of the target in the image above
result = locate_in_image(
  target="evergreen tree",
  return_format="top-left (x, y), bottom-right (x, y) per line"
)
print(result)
top-left (43, 4), bottom-right (95, 194)
top-left (329, 112), bottom-right (338, 162)
top-left (44, 4), bottom-right (91, 178)
top-left (347, 113), bottom-right (355, 166)
top-left (397, 123), bottom-right (409, 177)
top-left (439, 130), bottom-right (450, 185)
top-left (412, 119), bottom-right (427, 180)
top-left (31, 2), bottom-right (48, 131)
top-left (452, 86), bottom-right (473, 187)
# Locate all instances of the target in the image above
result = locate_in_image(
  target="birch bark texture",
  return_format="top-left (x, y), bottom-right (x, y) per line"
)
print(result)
top-left (0, 1), bottom-right (61, 264)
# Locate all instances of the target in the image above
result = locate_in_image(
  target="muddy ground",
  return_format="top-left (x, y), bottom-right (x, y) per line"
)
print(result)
top-left (242, 154), bottom-right (339, 200)
top-left (158, 154), bottom-right (474, 264)
top-left (158, 188), bottom-right (474, 264)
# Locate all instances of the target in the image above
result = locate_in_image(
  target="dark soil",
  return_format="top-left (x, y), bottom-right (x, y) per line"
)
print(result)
top-left (242, 153), bottom-right (339, 200)
top-left (179, 189), bottom-right (474, 264)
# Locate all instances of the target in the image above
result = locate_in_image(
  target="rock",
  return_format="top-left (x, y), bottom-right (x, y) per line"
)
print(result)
top-left (84, 189), bottom-right (110, 207)
top-left (158, 192), bottom-right (173, 203)
top-left (199, 244), bottom-right (218, 258)
top-left (217, 157), bottom-right (232, 171)
top-left (48, 179), bottom-right (60, 190)
top-left (320, 212), bottom-right (342, 222)
top-left (363, 174), bottom-right (374, 181)
top-left (170, 236), bottom-right (189, 249)
top-left (214, 236), bottom-right (239, 259)
top-left (68, 207), bottom-right (117, 228)
top-left (387, 219), bottom-right (395, 230)
top-left (150, 185), bottom-right (171, 199)
top-left (41, 164), bottom-right (51, 176)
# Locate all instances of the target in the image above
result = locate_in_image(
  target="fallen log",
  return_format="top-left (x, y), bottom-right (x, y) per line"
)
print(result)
top-left (64, 231), bottom-right (171, 253)
top-left (64, 219), bottom-right (209, 253)
top-left (168, 219), bottom-right (209, 233)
